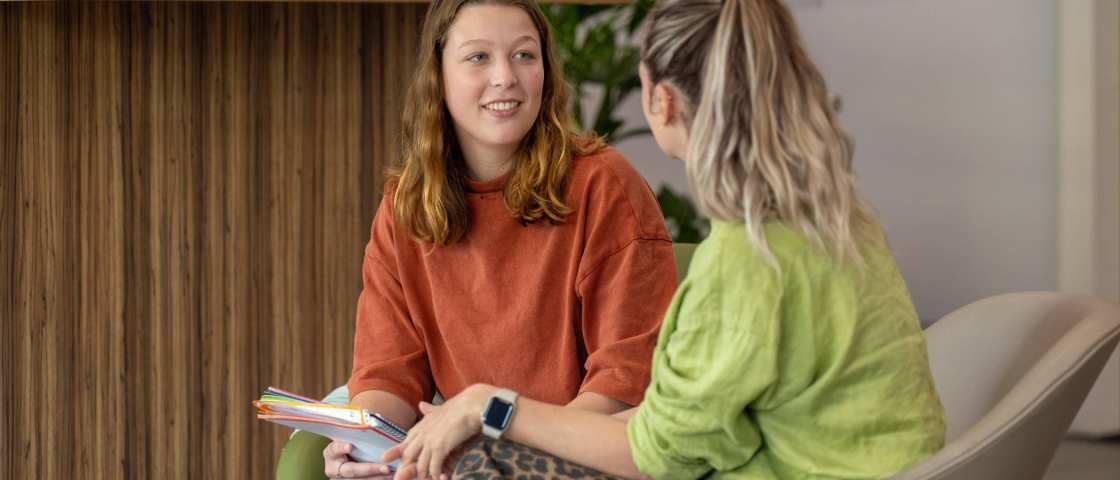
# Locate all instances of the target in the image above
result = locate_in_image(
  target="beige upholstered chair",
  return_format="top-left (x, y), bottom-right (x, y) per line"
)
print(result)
top-left (892, 292), bottom-right (1120, 480)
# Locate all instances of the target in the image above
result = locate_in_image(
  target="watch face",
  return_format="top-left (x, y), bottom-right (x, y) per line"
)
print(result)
top-left (483, 398), bottom-right (514, 429)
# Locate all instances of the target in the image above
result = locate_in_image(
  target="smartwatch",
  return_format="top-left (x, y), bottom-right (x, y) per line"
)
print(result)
top-left (480, 388), bottom-right (519, 439)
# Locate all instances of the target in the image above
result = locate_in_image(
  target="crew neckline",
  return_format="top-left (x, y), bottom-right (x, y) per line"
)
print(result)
top-left (463, 173), bottom-right (508, 194)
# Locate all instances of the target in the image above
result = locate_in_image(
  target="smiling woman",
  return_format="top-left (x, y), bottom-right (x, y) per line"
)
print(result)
top-left (440, 6), bottom-right (546, 181)
top-left (390, 0), bottom-right (603, 246)
top-left (322, 0), bottom-right (680, 479)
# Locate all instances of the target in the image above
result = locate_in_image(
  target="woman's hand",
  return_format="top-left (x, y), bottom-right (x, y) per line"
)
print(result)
top-left (324, 441), bottom-right (394, 479)
top-left (384, 384), bottom-right (497, 480)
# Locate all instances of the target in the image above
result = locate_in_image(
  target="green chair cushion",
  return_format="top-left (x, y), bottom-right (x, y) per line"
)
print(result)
top-left (672, 243), bottom-right (697, 283)
top-left (276, 431), bottom-right (331, 480)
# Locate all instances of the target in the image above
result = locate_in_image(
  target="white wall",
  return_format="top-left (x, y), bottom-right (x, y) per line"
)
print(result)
top-left (613, 0), bottom-right (1059, 323)
top-left (1058, 0), bottom-right (1119, 438)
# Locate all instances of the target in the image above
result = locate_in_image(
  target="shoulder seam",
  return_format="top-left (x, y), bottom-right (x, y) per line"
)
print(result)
top-left (579, 149), bottom-right (662, 240)
top-left (365, 249), bottom-right (403, 285)
top-left (596, 153), bottom-right (652, 238)
top-left (575, 236), bottom-right (673, 293)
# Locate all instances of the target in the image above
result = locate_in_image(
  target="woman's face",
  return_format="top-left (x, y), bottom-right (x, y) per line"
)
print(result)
top-left (442, 4), bottom-right (545, 160)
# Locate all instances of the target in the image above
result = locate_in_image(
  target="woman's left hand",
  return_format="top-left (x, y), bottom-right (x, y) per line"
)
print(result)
top-left (384, 384), bottom-right (497, 480)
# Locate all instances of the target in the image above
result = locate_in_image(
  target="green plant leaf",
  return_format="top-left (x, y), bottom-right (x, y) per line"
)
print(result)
top-left (657, 185), bottom-right (710, 243)
top-left (626, 0), bottom-right (656, 35)
top-left (545, 2), bottom-right (707, 242)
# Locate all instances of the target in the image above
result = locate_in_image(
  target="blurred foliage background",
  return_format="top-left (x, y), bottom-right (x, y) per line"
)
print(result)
top-left (543, 0), bottom-right (710, 242)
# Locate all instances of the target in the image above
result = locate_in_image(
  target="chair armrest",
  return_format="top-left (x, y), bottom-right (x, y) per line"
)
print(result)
top-left (276, 430), bottom-right (331, 480)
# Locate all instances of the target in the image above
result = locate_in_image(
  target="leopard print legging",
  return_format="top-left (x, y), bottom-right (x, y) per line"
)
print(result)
top-left (452, 437), bottom-right (620, 479)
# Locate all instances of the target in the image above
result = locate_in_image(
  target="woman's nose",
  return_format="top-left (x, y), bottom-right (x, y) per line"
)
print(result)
top-left (489, 59), bottom-right (518, 88)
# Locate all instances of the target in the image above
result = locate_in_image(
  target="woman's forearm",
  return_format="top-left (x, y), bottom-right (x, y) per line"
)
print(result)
top-left (505, 396), bottom-right (644, 479)
top-left (566, 391), bottom-right (631, 415)
top-left (350, 389), bottom-right (418, 428)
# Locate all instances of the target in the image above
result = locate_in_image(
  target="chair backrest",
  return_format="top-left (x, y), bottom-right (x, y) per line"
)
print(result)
top-left (892, 292), bottom-right (1120, 480)
top-left (672, 243), bottom-right (698, 283)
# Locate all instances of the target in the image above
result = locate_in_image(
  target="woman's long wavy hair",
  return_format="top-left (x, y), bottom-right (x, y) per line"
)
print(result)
top-left (389, 0), bottom-right (603, 246)
top-left (640, 0), bottom-right (882, 265)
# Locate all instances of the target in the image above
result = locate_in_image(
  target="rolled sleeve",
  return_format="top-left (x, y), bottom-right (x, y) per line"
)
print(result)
top-left (348, 202), bottom-right (433, 408)
top-left (625, 284), bottom-right (779, 478)
top-left (628, 394), bottom-right (713, 479)
top-left (576, 238), bottom-right (676, 406)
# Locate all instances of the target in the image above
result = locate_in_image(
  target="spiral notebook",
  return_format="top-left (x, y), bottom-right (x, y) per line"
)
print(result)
top-left (253, 386), bottom-right (408, 468)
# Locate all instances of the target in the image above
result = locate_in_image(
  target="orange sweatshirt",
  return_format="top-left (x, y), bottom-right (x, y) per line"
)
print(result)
top-left (348, 148), bottom-right (678, 410)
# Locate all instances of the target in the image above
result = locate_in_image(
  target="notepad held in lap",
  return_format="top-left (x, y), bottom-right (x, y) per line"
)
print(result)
top-left (254, 386), bottom-right (408, 468)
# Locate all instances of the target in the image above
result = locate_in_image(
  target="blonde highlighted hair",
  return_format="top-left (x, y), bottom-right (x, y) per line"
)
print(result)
top-left (640, 0), bottom-right (882, 264)
top-left (389, 0), bottom-right (603, 246)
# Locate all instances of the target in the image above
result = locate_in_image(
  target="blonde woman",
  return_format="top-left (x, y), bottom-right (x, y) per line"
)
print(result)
top-left (385, 0), bottom-right (946, 478)
top-left (322, 0), bottom-right (679, 478)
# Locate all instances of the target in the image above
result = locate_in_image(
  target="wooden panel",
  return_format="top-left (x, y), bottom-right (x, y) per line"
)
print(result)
top-left (0, 5), bottom-right (19, 478)
top-left (2, 2), bottom-right (426, 478)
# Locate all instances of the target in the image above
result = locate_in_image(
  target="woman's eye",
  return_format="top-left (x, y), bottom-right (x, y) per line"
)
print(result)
top-left (467, 53), bottom-right (487, 63)
top-left (514, 51), bottom-right (536, 61)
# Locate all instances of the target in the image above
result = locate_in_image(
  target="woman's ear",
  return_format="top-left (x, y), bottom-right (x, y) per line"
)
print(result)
top-left (653, 83), bottom-right (677, 127)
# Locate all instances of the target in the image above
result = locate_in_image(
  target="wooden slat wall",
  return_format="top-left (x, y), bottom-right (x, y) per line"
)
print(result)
top-left (0, 2), bottom-right (426, 478)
